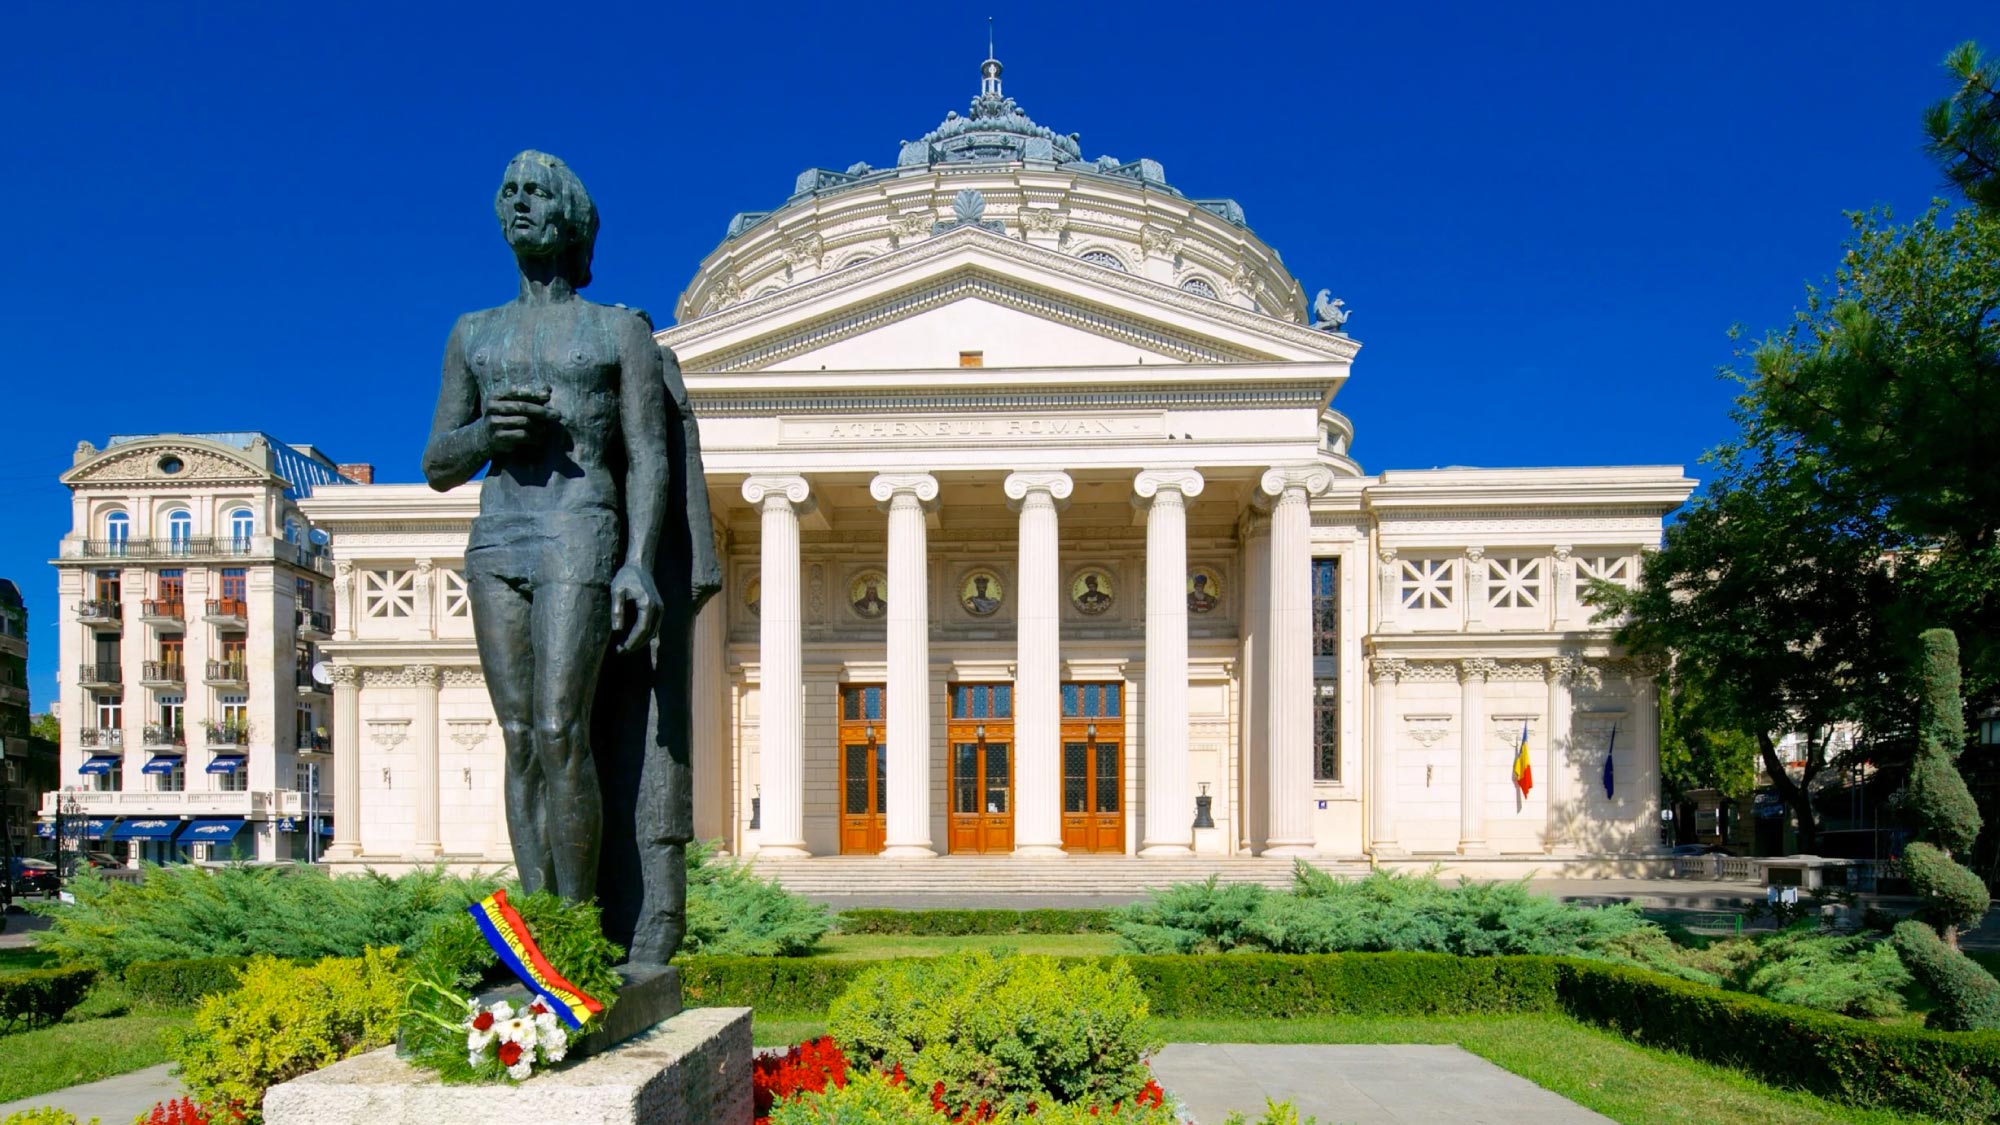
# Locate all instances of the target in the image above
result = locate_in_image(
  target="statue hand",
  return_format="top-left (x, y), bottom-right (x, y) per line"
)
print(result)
top-left (483, 389), bottom-right (557, 454)
top-left (610, 564), bottom-right (663, 654)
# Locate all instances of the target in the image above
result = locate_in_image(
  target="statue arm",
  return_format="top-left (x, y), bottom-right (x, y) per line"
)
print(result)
top-left (421, 318), bottom-right (490, 491)
top-left (618, 316), bottom-right (671, 577)
top-left (663, 345), bottom-right (722, 612)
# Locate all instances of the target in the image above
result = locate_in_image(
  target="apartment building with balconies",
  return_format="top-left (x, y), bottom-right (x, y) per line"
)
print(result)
top-left (47, 433), bottom-right (365, 862)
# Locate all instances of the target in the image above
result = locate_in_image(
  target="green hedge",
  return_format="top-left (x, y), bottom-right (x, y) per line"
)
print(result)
top-left (0, 966), bottom-right (96, 1030)
top-left (683, 952), bottom-right (2000, 1123)
top-left (124, 956), bottom-right (255, 1008)
top-left (834, 909), bottom-right (1115, 936)
top-left (1553, 959), bottom-right (2000, 1122)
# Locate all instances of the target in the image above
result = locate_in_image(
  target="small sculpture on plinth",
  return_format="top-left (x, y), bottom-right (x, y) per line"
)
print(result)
top-left (422, 151), bottom-right (721, 983)
top-left (1312, 289), bottom-right (1353, 335)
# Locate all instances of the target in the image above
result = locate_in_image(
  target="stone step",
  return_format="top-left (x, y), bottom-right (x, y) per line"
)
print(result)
top-left (749, 856), bottom-right (1371, 895)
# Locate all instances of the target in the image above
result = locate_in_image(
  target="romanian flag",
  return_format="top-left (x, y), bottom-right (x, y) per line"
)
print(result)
top-left (1512, 722), bottom-right (1534, 798)
top-left (467, 889), bottom-right (605, 1031)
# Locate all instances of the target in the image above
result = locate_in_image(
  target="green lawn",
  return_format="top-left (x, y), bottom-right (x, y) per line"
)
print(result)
top-left (810, 933), bottom-right (1122, 960)
top-left (0, 966), bottom-right (194, 1104)
top-left (0, 948), bottom-right (60, 972)
top-left (748, 1014), bottom-right (1928, 1125)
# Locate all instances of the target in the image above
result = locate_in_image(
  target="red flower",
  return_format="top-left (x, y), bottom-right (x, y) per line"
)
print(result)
top-left (142, 1099), bottom-right (213, 1125)
top-left (497, 1041), bottom-right (524, 1067)
top-left (529, 1000), bottom-right (549, 1016)
top-left (471, 1011), bottom-right (495, 1032)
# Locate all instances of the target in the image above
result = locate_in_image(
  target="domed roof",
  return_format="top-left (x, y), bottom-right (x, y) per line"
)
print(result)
top-left (893, 55), bottom-right (1085, 168)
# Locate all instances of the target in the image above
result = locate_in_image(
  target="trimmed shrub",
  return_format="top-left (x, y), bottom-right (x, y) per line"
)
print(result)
top-left (1, 1111), bottom-right (98, 1125)
top-left (768, 1070), bottom-right (1180, 1123)
top-left (834, 909), bottom-right (1114, 936)
top-left (0, 966), bottom-right (95, 1029)
top-left (684, 843), bottom-right (832, 957)
top-left (827, 951), bottom-right (1159, 1116)
top-left (1895, 920), bottom-right (2000, 1032)
top-left (124, 957), bottom-right (255, 1007)
top-left (681, 956), bottom-right (871, 1015)
top-left (166, 949), bottom-right (402, 1124)
top-left (30, 865), bottom-right (487, 973)
top-left (1555, 958), bottom-right (2000, 1123)
top-left (1117, 952), bottom-right (1560, 1020)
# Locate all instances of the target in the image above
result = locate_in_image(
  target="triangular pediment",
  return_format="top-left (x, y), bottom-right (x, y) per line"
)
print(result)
top-left (661, 225), bottom-right (1358, 376)
top-left (63, 438), bottom-right (272, 488)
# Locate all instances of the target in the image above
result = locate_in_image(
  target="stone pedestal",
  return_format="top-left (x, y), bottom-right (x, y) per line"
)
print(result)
top-left (265, 1006), bottom-right (752, 1125)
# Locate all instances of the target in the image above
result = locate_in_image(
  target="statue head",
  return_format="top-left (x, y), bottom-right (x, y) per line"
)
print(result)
top-left (495, 150), bottom-right (599, 287)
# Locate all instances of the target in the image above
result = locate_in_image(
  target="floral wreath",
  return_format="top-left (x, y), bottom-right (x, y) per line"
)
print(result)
top-left (399, 888), bottom-right (623, 1083)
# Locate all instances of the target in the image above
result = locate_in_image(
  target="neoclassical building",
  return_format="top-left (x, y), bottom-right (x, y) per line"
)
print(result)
top-left (300, 56), bottom-right (1692, 874)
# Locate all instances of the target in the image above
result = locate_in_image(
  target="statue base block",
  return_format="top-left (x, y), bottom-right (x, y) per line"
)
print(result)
top-left (266, 1006), bottom-right (752, 1125)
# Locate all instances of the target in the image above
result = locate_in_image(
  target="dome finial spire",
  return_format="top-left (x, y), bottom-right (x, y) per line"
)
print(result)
top-left (981, 16), bottom-right (1002, 98)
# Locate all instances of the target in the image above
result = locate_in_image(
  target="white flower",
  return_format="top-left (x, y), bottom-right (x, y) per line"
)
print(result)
top-left (467, 1051), bottom-right (482, 1070)
top-left (501, 1017), bottom-right (538, 1049)
top-left (487, 1000), bottom-right (515, 1021)
top-left (534, 1010), bottom-right (560, 1036)
top-left (541, 1028), bottom-right (569, 1062)
top-left (506, 1058), bottom-right (533, 1081)
top-left (466, 1028), bottom-right (495, 1053)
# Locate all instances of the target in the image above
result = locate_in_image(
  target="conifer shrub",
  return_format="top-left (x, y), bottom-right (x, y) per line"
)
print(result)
top-left (826, 951), bottom-right (1158, 1117)
top-left (683, 842), bottom-right (832, 956)
top-left (1892, 628), bottom-right (2000, 1030)
top-left (0, 966), bottom-right (96, 1029)
top-left (166, 949), bottom-right (402, 1124)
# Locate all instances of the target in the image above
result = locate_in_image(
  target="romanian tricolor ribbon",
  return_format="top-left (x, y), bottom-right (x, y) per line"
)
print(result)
top-left (468, 889), bottom-right (605, 1030)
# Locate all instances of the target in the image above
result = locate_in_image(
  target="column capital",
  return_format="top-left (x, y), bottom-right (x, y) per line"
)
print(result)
top-left (1546, 652), bottom-right (1583, 684)
top-left (1371, 656), bottom-right (1407, 684)
top-left (406, 663), bottom-right (441, 687)
top-left (328, 663), bottom-right (361, 687)
top-left (1003, 470), bottom-right (1073, 508)
top-left (1258, 464), bottom-right (1336, 500)
top-left (741, 475), bottom-right (812, 509)
top-left (1133, 468), bottom-right (1205, 502)
top-left (1457, 657), bottom-right (1499, 683)
top-left (869, 472), bottom-right (940, 508)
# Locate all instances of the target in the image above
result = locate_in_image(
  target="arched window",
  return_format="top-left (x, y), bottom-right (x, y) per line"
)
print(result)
top-left (103, 511), bottom-right (130, 555)
top-left (228, 508), bottom-right (254, 551)
top-left (1079, 250), bottom-right (1127, 273)
top-left (165, 509), bottom-right (193, 556)
top-left (1180, 277), bottom-right (1219, 299)
top-left (283, 518), bottom-right (300, 544)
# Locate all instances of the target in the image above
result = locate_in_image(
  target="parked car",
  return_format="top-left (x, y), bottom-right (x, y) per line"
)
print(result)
top-left (1670, 843), bottom-right (1728, 857)
top-left (6, 857), bottom-right (59, 896)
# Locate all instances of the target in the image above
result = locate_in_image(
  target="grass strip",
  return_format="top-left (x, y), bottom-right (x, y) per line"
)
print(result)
top-left (0, 1011), bottom-right (190, 1103)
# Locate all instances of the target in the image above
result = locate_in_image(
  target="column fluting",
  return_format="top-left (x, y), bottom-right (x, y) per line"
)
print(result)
top-left (1005, 471), bottom-right (1073, 857)
top-left (412, 664), bottom-right (441, 856)
top-left (742, 476), bottom-right (812, 857)
top-left (1369, 658), bottom-right (1404, 854)
top-left (1135, 468), bottom-right (1203, 857)
top-left (1458, 658), bottom-right (1496, 854)
top-left (1545, 655), bottom-right (1577, 852)
top-left (327, 664), bottom-right (362, 859)
top-left (691, 579), bottom-right (728, 850)
top-left (1260, 466), bottom-right (1334, 855)
top-left (872, 473), bottom-right (940, 858)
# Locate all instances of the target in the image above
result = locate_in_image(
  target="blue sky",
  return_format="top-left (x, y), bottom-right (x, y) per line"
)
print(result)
top-left (4, 1), bottom-right (1994, 709)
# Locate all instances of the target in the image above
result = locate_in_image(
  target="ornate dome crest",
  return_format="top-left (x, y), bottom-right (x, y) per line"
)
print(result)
top-left (897, 56), bottom-right (1084, 168)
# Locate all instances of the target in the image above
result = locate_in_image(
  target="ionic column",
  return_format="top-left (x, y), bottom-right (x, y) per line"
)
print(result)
top-left (1134, 468), bottom-right (1204, 857)
top-left (326, 664), bottom-right (362, 860)
top-left (1238, 512), bottom-right (1272, 851)
top-left (1458, 657), bottom-right (1497, 854)
top-left (1369, 657), bottom-right (1406, 855)
top-left (871, 473), bottom-right (940, 858)
top-left (691, 554), bottom-right (729, 849)
top-left (1629, 664), bottom-right (1663, 852)
top-left (1005, 471), bottom-right (1073, 858)
top-left (1545, 655), bottom-right (1578, 852)
top-left (1260, 465), bottom-right (1334, 855)
top-left (411, 664), bottom-right (441, 856)
top-left (741, 476), bottom-right (812, 857)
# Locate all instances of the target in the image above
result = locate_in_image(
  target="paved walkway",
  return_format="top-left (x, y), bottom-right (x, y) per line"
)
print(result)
top-left (1151, 1044), bottom-right (1612, 1124)
top-left (0, 1064), bottom-right (178, 1123)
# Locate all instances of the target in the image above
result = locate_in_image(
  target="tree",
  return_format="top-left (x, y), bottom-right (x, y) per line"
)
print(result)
top-left (1925, 41), bottom-right (2000, 215)
top-left (29, 711), bottom-right (58, 743)
top-left (1593, 435), bottom-right (1897, 852)
top-left (1890, 628), bottom-right (2000, 1030)
top-left (1658, 663), bottom-right (1760, 803)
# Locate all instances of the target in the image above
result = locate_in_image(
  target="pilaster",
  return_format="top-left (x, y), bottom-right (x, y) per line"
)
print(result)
top-left (326, 664), bottom-right (362, 860)
top-left (1458, 657), bottom-right (1497, 855)
top-left (1368, 657), bottom-right (1406, 855)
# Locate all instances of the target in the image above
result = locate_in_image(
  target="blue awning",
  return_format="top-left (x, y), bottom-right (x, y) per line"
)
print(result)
top-left (141, 755), bottom-right (184, 776)
top-left (205, 755), bottom-right (247, 775)
top-left (43, 817), bottom-right (117, 839)
top-left (176, 818), bottom-right (246, 844)
top-left (78, 755), bottom-right (121, 776)
top-left (111, 818), bottom-right (181, 841)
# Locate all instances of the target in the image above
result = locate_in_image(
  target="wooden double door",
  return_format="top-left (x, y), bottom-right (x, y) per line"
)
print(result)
top-left (948, 683), bottom-right (1014, 854)
top-left (838, 685), bottom-right (887, 854)
top-left (1061, 682), bottom-right (1125, 852)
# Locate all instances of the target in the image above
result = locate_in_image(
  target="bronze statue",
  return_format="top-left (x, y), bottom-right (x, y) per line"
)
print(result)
top-left (424, 151), bottom-right (719, 968)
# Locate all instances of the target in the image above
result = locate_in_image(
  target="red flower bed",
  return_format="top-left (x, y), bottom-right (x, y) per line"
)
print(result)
top-left (753, 1038), bottom-right (1166, 1123)
top-left (139, 1098), bottom-right (246, 1125)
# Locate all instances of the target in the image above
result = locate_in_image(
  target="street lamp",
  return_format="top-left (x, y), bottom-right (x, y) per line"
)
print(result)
top-left (54, 789), bottom-right (83, 883)
top-left (298, 729), bottom-right (331, 865)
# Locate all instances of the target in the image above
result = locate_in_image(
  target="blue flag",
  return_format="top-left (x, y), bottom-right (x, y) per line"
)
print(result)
top-left (1602, 724), bottom-right (1618, 798)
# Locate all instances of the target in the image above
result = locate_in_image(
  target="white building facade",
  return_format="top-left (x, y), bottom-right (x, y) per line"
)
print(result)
top-left (302, 59), bottom-right (1693, 874)
top-left (46, 434), bottom-right (356, 862)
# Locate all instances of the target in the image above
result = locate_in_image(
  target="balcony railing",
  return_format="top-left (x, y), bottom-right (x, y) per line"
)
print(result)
top-left (295, 666), bottom-right (329, 693)
top-left (201, 721), bottom-right (250, 748)
top-left (76, 599), bottom-right (122, 623)
top-left (141, 660), bottom-right (185, 685)
top-left (141, 599), bottom-right (185, 624)
top-left (297, 608), bottom-right (332, 637)
top-left (204, 598), bottom-right (248, 625)
top-left (69, 536), bottom-right (331, 574)
top-left (204, 660), bottom-right (248, 685)
top-left (143, 723), bottom-right (187, 748)
top-left (296, 730), bottom-right (331, 752)
top-left (79, 662), bottom-right (122, 686)
top-left (78, 727), bottom-right (124, 748)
